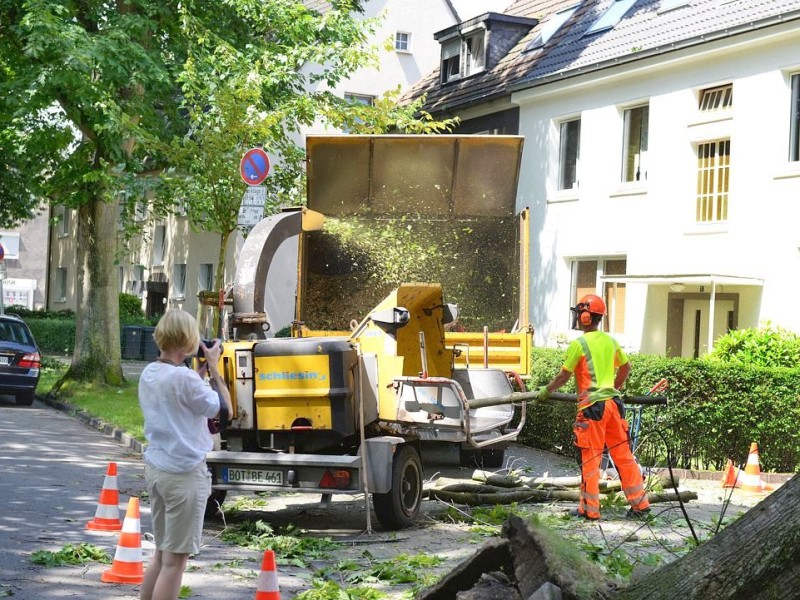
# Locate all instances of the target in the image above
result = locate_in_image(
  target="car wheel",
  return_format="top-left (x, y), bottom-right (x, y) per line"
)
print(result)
top-left (16, 390), bottom-right (35, 406)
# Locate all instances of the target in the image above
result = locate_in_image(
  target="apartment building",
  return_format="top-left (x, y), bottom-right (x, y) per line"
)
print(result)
top-left (404, 0), bottom-right (800, 356)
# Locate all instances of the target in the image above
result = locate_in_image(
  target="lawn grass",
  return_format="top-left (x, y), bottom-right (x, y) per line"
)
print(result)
top-left (37, 362), bottom-right (145, 442)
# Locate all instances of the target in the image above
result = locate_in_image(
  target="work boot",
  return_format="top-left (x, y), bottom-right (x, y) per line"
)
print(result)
top-left (626, 507), bottom-right (652, 521)
top-left (566, 507), bottom-right (599, 521)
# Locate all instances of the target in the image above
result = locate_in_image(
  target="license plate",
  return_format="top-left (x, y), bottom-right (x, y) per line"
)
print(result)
top-left (223, 467), bottom-right (283, 485)
top-left (0, 357), bottom-right (8, 365)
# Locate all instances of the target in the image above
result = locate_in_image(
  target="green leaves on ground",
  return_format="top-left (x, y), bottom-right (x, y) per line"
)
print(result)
top-left (30, 543), bottom-right (111, 567)
top-left (295, 579), bottom-right (386, 600)
top-left (221, 520), bottom-right (339, 567)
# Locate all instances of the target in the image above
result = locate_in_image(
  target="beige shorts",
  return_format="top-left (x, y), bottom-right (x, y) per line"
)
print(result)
top-left (144, 462), bottom-right (211, 555)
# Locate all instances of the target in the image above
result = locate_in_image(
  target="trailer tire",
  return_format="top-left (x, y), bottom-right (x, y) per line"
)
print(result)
top-left (205, 490), bottom-right (227, 519)
top-left (372, 445), bottom-right (423, 530)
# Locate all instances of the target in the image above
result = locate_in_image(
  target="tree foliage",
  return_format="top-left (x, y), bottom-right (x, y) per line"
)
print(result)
top-left (0, 0), bottom-right (455, 384)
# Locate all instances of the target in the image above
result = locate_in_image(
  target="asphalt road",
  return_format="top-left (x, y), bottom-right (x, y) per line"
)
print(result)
top-left (0, 395), bottom-right (273, 600)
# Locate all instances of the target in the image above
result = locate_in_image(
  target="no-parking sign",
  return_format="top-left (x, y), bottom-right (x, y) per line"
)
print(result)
top-left (240, 148), bottom-right (271, 186)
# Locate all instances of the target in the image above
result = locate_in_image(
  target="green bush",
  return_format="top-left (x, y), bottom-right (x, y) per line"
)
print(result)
top-left (27, 318), bottom-right (76, 354)
top-left (522, 347), bottom-right (800, 473)
top-left (706, 324), bottom-right (800, 368)
top-left (119, 293), bottom-right (147, 324)
top-left (5, 305), bottom-right (74, 320)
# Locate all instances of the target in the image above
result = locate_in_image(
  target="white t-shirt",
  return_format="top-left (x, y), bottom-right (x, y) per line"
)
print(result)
top-left (139, 362), bottom-right (221, 473)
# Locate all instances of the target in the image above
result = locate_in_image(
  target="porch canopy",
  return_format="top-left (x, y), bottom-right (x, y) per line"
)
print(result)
top-left (600, 273), bottom-right (764, 352)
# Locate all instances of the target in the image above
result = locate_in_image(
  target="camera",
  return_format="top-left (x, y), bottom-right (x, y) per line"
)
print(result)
top-left (197, 339), bottom-right (223, 359)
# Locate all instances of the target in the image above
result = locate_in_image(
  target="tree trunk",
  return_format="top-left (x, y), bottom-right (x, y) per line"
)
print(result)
top-left (65, 193), bottom-right (124, 385)
top-left (212, 229), bottom-right (231, 338)
top-left (611, 474), bottom-right (800, 600)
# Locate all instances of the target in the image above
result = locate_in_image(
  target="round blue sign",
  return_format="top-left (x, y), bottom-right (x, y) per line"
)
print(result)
top-left (240, 148), bottom-right (271, 186)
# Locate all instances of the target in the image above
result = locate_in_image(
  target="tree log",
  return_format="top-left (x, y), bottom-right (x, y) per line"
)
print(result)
top-left (471, 470), bottom-right (679, 492)
top-left (427, 486), bottom-right (697, 506)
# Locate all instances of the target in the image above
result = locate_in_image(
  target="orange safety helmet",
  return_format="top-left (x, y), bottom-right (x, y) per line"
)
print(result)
top-left (571, 294), bottom-right (607, 329)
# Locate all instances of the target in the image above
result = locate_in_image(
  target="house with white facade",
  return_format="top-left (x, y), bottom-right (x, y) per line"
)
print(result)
top-left (46, 0), bottom-right (507, 329)
top-left (405, 0), bottom-right (800, 357)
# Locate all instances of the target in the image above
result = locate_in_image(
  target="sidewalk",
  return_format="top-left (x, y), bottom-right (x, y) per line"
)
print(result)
top-left (47, 354), bottom-right (147, 380)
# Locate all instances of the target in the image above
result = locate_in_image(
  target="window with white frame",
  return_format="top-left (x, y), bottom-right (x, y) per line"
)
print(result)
top-left (696, 140), bottom-right (730, 222)
top-left (395, 31), bottom-right (410, 52)
top-left (344, 92), bottom-right (375, 106)
top-left (153, 224), bottom-right (166, 266)
top-left (699, 84), bottom-right (732, 111)
top-left (172, 263), bottom-right (187, 299)
top-left (525, 5), bottom-right (579, 51)
top-left (622, 104), bottom-right (649, 182)
top-left (441, 38), bottom-right (461, 83)
top-left (572, 258), bottom-right (627, 334)
top-left (440, 29), bottom-right (487, 83)
top-left (558, 118), bottom-right (581, 190)
top-left (790, 74), bottom-right (800, 162)
top-left (118, 266), bottom-right (125, 293)
top-left (198, 263), bottom-right (214, 293)
top-left (462, 30), bottom-right (486, 77)
top-left (56, 267), bottom-right (68, 302)
top-left (585, 0), bottom-right (637, 35)
top-left (57, 207), bottom-right (71, 238)
top-left (128, 265), bottom-right (145, 298)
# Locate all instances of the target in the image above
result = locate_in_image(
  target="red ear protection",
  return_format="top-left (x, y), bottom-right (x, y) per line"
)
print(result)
top-left (579, 310), bottom-right (593, 326)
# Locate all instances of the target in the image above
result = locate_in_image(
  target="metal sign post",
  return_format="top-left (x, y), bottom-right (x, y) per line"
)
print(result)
top-left (0, 242), bottom-right (5, 315)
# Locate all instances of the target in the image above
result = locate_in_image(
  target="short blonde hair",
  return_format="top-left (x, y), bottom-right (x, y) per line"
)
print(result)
top-left (153, 309), bottom-right (200, 355)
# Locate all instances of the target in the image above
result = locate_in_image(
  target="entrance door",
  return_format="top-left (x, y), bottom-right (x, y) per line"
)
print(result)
top-left (680, 299), bottom-right (735, 358)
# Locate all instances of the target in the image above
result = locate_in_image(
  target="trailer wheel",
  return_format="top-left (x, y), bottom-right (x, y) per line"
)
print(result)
top-left (205, 490), bottom-right (227, 519)
top-left (373, 445), bottom-right (423, 530)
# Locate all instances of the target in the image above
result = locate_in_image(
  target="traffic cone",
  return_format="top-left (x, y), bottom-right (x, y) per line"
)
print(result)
top-left (720, 459), bottom-right (741, 488)
top-left (254, 549), bottom-right (280, 599)
top-left (87, 462), bottom-right (123, 531)
top-left (738, 443), bottom-right (772, 494)
top-left (101, 497), bottom-right (144, 585)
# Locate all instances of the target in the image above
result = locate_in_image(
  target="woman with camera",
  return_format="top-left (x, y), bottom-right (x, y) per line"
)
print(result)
top-left (137, 309), bottom-right (232, 600)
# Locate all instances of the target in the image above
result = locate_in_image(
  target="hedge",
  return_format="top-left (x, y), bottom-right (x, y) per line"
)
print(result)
top-left (18, 312), bottom-right (800, 472)
top-left (523, 347), bottom-right (800, 473)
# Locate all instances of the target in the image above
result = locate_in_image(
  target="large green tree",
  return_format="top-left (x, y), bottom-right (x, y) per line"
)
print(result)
top-left (0, 0), bottom-right (452, 385)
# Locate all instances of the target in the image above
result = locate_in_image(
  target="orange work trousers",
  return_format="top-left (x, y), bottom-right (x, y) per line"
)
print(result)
top-left (573, 399), bottom-right (650, 519)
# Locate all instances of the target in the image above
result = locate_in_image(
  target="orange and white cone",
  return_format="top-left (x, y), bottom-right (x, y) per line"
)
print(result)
top-left (87, 462), bottom-right (123, 531)
top-left (254, 549), bottom-right (280, 599)
top-left (720, 459), bottom-right (741, 488)
top-left (101, 497), bottom-right (144, 584)
top-left (738, 443), bottom-right (772, 494)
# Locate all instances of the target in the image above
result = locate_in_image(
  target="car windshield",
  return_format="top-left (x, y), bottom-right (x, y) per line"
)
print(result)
top-left (0, 321), bottom-right (34, 346)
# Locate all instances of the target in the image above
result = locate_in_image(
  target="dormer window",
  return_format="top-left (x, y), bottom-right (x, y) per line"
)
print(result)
top-left (436, 13), bottom-right (537, 85)
top-left (441, 38), bottom-right (461, 83)
top-left (440, 28), bottom-right (486, 84)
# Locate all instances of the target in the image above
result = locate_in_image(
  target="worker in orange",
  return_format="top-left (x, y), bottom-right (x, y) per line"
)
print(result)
top-left (538, 294), bottom-right (651, 520)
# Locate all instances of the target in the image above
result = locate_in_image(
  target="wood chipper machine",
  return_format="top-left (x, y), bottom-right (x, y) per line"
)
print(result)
top-left (205, 135), bottom-right (532, 529)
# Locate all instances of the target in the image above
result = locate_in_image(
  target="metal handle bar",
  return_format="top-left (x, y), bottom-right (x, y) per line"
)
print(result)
top-left (467, 390), bottom-right (668, 410)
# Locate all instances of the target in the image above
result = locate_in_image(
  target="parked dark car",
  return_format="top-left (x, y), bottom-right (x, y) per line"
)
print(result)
top-left (0, 313), bottom-right (41, 405)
